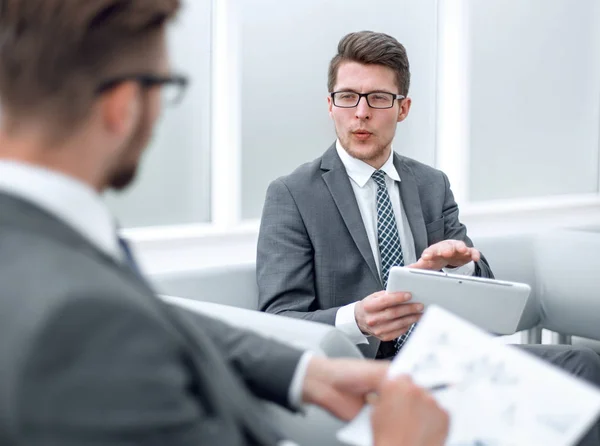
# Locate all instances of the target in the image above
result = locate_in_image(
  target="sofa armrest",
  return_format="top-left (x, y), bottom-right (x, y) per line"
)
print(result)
top-left (162, 295), bottom-right (364, 359)
top-left (535, 231), bottom-right (600, 341)
top-left (572, 337), bottom-right (600, 354)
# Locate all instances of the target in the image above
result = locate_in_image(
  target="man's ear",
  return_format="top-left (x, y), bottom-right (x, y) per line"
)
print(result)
top-left (397, 97), bottom-right (412, 123)
top-left (327, 95), bottom-right (334, 117)
top-left (101, 82), bottom-right (140, 138)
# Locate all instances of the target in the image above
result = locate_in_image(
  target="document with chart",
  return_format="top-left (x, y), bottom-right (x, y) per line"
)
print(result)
top-left (337, 305), bottom-right (600, 446)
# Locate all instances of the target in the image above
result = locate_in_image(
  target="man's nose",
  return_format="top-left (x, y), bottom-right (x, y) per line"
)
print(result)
top-left (355, 96), bottom-right (371, 119)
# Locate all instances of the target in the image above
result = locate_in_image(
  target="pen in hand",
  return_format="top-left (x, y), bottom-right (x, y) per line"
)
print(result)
top-left (366, 382), bottom-right (454, 405)
top-left (427, 382), bottom-right (454, 393)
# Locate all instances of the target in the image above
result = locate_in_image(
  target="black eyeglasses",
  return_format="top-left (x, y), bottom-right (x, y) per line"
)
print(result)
top-left (96, 74), bottom-right (189, 106)
top-left (330, 91), bottom-right (405, 109)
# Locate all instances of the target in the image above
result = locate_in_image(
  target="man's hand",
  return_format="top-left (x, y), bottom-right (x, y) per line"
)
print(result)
top-left (354, 291), bottom-right (423, 341)
top-left (409, 240), bottom-right (480, 271)
top-left (371, 376), bottom-right (449, 446)
top-left (301, 357), bottom-right (389, 421)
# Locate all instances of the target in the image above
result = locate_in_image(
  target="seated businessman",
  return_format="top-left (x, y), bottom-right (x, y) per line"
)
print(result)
top-left (0, 4), bottom-right (451, 446)
top-left (256, 30), bottom-right (600, 445)
top-left (257, 31), bottom-right (492, 360)
top-left (255, 29), bottom-right (600, 398)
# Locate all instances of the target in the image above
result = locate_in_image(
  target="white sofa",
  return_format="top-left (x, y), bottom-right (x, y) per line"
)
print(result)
top-left (533, 230), bottom-right (600, 351)
top-left (151, 229), bottom-right (600, 352)
top-left (155, 263), bottom-right (259, 309)
top-left (150, 229), bottom-right (600, 445)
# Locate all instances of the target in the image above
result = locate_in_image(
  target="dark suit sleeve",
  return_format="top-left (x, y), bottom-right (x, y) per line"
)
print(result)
top-left (15, 295), bottom-right (224, 446)
top-left (169, 304), bottom-right (304, 409)
top-left (257, 178), bottom-right (340, 325)
top-left (441, 172), bottom-right (494, 278)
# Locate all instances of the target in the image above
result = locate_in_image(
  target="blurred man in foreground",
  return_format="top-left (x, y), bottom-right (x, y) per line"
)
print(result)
top-left (0, 1), bottom-right (448, 445)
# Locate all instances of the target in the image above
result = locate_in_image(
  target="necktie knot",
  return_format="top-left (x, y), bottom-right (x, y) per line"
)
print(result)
top-left (371, 170), bottom-right (387, 189)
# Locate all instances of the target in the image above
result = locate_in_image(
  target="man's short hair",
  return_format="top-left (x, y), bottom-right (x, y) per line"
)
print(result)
top-left (0, 0), bottom-right (180, 133)
top-left (328, 31), bottom-right (411, 97)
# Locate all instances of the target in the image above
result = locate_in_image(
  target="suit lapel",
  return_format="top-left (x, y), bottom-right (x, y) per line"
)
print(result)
top-left (321, 145), bottom-right (381, 285)
top-left (394, 154), bottom-right (428, 258)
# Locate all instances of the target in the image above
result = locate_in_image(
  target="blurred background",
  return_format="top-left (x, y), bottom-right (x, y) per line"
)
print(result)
top-left (109, 0), bottom-right (600, 275)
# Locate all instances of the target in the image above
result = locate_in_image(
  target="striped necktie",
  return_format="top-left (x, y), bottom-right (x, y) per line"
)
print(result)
top-left (372, 170), bottom-right (416, 354)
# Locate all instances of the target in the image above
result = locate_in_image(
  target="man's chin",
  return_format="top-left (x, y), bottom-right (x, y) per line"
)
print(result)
top-left (344, 143), bottom-right (383, 163)
top-left (109, 168), bottom-right (137, 191)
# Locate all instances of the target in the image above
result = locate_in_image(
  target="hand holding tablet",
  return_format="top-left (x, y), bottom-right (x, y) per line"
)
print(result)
top-left (386, 267), bottom-right (531, 335)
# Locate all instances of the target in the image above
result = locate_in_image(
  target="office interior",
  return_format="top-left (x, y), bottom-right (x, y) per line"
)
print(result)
top-left (107, 0), bottom-right (600, 348)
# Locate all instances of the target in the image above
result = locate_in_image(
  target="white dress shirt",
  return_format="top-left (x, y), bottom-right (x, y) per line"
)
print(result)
top-left (333, 141), bottom-right (475, 344)
top-left (0, 160), bottom-right (310, 411)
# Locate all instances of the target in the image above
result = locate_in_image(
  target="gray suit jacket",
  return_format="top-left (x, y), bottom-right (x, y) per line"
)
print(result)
top-left (0, 192), bottom-right (303, 446)
top-left (257, 144), bottom-right (494, 358)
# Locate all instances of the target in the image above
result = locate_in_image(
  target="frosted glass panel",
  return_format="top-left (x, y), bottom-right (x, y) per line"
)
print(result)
top-left (468, 0), bottom-right (600, 202)
top-left (105, 1), bottom-right (212, 227)
top-left (240, 0), bottom-right (439, 219)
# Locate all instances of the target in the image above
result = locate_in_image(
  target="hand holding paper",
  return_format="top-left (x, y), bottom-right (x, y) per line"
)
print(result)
top-left (371, 375), bottom-right (449, 446)
top-left (338, 306), bottom-right (600, 446)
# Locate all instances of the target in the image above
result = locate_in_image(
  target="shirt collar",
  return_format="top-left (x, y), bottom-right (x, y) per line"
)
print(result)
top-left (335, 139), bottom-right (401, 187)
top-left (0, 160), bottom-right (121, 260)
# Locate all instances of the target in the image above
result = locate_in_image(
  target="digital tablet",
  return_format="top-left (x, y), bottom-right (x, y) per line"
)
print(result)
top-left (386, 266), bottom-right (532, 335)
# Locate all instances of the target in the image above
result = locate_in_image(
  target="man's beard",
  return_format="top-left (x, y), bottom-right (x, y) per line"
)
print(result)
top-left (339, 132), bottom-right (392, 164)
top-left (109, 166), bottom-right (137, 190)
top-left (108, 106), bottom-right (152, 191)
